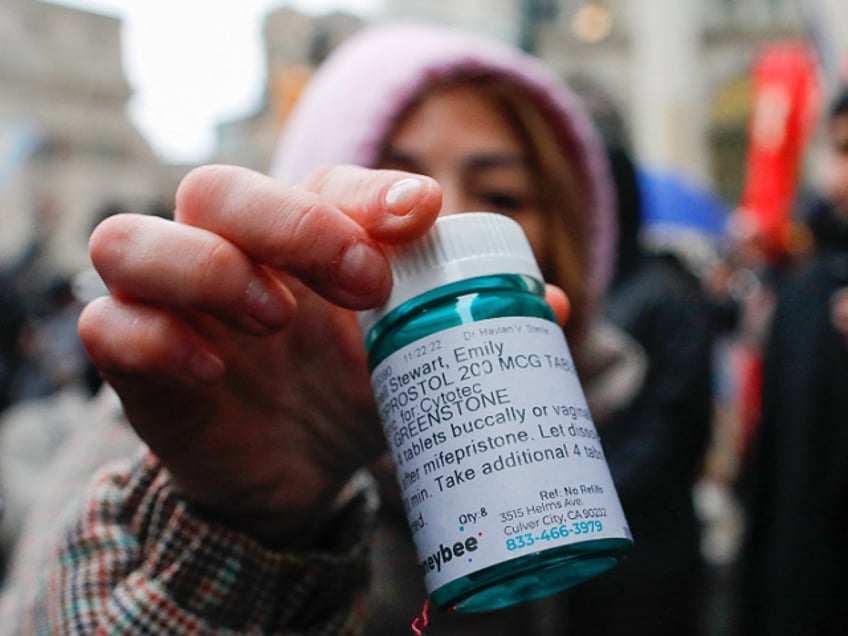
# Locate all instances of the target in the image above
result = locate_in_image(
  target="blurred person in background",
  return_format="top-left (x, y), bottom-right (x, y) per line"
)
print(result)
top-left (561, 142), bottom-right (715, 636)
top-left (0, 270), bottom-right (27, 415)
top-left (735, 85), bottom-right (848, 636)
top-left (0, 203), bottom-right (146, 585)
top-left (0, 268), bottom-right (28, 579)
top-left (10, 275), bottom-right (89, 401)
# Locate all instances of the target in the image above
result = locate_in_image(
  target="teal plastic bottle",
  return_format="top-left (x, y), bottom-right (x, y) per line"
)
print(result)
top-left (360, 212), bottom-right (632, 613)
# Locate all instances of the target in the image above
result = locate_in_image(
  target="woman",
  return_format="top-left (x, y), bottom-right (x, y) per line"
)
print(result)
top-left (275, 24), bottom-right (639, 633)
top-left (0, 22), bottom-right (640, 634)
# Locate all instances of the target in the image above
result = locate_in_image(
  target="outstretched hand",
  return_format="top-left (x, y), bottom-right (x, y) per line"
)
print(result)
top-left (79, 164), bottom-right (441, 545)
top-left (78, 164), bottom-right (570, 547)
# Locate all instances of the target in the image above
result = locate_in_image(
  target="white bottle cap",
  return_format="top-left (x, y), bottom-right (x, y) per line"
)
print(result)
top-left (358, 212), bottom-right (543, 337)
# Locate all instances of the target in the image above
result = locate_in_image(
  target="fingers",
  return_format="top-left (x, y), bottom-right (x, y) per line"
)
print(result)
top-left (78, 296), bottom-right (225, 389)
top-left (90, 214), bottom-right (296, 334)
top-left (86, 162), bottom-right (442, 381)
top-left (544, 284), bottom-right (571, 328)
top-left (175, 165), bottom-right (387, 308)
top-left (175, 165), bottom-right (441, 308)
top-left (299, 165), bottom-right (442, 242)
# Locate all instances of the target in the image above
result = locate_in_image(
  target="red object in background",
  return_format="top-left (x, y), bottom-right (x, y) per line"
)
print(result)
top-left (737, 344), bottom-right (763, 458)
top-left (734, 42), bottom-right (820, 454)
top-left (739, 41), bottom-right (821, 263)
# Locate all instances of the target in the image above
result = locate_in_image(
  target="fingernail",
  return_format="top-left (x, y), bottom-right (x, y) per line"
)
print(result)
top-left (245, 278), bottom-right (289, 329)
top-left (385, 178), bottom-right (423, 214)
top-left (338, 241), bottom-right (390, 295)
top-left (189, 350), bottom-right (225, 385)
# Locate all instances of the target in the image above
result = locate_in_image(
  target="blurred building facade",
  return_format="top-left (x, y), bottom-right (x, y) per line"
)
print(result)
top-left (0, 0), bottom-right (167, 283)
top-left (223, 0), bottom-right (825, 206)
top-left (212, 9), bottom-right (365, 173)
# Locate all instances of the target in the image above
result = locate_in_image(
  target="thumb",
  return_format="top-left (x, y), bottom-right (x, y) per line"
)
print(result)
top-left (544, 284), bottom-right (570, 328)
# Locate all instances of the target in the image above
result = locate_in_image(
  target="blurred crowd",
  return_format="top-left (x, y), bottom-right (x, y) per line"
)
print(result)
top-left (0, 202), bottom-right (165, 578)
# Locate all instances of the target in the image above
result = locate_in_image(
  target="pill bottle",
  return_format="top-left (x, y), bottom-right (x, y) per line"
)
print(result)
top-left (359, 212), bottom-right (632, 613)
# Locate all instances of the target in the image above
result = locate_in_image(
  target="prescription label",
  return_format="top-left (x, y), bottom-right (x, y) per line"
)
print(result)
top-left (371, 316), bottom-right (631, 590)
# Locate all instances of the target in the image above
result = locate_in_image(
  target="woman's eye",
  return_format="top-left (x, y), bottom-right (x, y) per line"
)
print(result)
top-left (480, 192), bottom-right (531, 214)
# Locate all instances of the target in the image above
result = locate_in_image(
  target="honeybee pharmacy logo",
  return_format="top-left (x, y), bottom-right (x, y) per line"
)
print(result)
top-left (421, 531), bottom-right (483, 574)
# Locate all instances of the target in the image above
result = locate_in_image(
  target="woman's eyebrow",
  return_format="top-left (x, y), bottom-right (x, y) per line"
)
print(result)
top-left (379, 149), bottom-right (530, 174)
top-left (463, 153), bottom-right (529, 172)
top-left (379, 148), bottom-right (421, 168)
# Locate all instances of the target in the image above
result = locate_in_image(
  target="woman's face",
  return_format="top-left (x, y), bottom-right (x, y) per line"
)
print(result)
top-left (379, 85), bottom-right (547, 257)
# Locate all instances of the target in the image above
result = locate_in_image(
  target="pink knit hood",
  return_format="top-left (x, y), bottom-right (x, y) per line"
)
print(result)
top-left (270, 21), bottom-right (616, 300)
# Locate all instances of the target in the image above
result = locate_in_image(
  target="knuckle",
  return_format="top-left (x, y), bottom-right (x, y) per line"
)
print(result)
top-left (194, 237), bottom-right (241, 282)
top-left (271, 192), bottom-right (328, 266)
top-left (175, 165), bottom-right (228, 215)
top-left (89, 215), bottom-right (139, 269)
top-left (299, 165), bottom-right (336, 193)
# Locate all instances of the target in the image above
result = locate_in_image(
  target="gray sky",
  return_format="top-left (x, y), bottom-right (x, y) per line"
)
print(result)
top-left (46, 0), bottom-right (382, 163)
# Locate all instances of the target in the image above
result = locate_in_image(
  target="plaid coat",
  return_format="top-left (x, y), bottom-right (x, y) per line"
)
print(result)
top-left (0, 389), bottom-right (375, 635)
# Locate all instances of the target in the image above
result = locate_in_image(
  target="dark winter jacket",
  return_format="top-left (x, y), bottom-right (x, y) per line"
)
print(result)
top-left (738, 202), bottom-right (848, 636)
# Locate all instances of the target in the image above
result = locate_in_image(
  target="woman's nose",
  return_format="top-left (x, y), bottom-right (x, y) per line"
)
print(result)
top-left (437, 180), bottom-right (470, 217)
